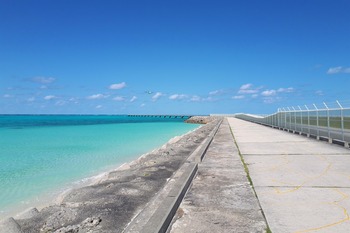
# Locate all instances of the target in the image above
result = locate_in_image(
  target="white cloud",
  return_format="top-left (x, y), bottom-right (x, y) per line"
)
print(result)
top-left (68, 98), bottom-right (79, 104)
top-left (3, 94), bottom-right (13, 98)
top-left (209, 90), bottom-right (220, 95)
top-left (202, 96), bottom-right (214, 102)
top-left (87, 94), bottom-right (108, 100)
top-left (140, 103), bottom-right (146, 107)
top-left (240, 83), bottom-right (252, 90)
top-left (190, 95), bottom-right (201, 102)
top-left (169, 94), bottom-right (188, 100)
top-left (263, 96), bottom-right (281, 104)
top-left (263, 98), bottom-right (275, 104)
top-left (188, 95), bottom-right (216, 102)
top-left (55, 100), bottom-right (66, 106)
top-left (44, 95), bottom-right (56, 100)
top-left (209, 89), bottom-right (225, 96)
top-left (96, 105), bottom-right (102, 109)
top-left (315, 90), bottom-right (324, 96)
top-left (27, 97), bottom-right (35, 102)
top-left (235, 84), bottom-right (294, 103)
top-left (113, 96), bottom-right (125, 101)
top-left (327, 67), bottom-right (342, 74)
top-left (152, 92), bottom-right (164, 101)
top-left (109, 82), bottom-right (126, 90)
top-left (261, 90), bottom-right (277, 96)
top-left (31, 76), bottom-right (56, 84)
top-left (240, 89), bottom-right (258, 94)
top-left (130, 96), bottom-right (137, 102)
top-left (277, 87), bottom-right (294, 93)
top-left (238, 83), bottom-right (259, 94)
top-left (327, 66), bottom-right (350, 74)
top-left (232, 95), bottom-right (245, 99)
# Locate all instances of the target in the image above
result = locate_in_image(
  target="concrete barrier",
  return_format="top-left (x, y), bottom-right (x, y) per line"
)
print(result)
top-left (142, 163), bottom-right (198, 233)
top-left (125, 119), bottom-right (223, 233)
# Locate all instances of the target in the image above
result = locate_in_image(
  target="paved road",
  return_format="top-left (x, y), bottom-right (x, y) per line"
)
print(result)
top-left (228, 117), bottom-right (350, 233)
top-left (169, 119), bottom-right (267, 232)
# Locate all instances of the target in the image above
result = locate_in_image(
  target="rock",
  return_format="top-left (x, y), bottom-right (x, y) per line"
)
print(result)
top-left (0, 217), bottom-right (23, 233)
top-left (185, 116), bottom-right (220, 124)
top-left (52, 217), bottom-right (102, 233)
top-left (81, 217), bottom-right (102, 228)
top-left (40, 207), bottom-right (77, 232)
top-left (15, 207), bottom-right (39, 220)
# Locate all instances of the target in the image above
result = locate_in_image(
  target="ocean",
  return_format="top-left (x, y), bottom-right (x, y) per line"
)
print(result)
top-left (0, 115), bottom-right (199, 219)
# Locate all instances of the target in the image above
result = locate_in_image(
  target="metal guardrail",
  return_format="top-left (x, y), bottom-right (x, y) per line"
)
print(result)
top-left (235, 100), bottom-right (350, 148)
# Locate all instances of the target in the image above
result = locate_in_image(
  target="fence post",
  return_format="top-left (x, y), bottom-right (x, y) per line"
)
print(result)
top-left (313, 104), bottom-right (319, 140)
top-left (298, 106), bottom-right (303, 134)
top-left (305, 105), bottom-right (310, 137)
top-left (280, 111), bottom-right (282, 129)
top-left (337, 100), bottom-right (346, 145)
top-left (292, 107), bottom-right (297, 132)
top-left (287, 107), bottom-right (291, 131)
top-left (324, 102), bottom-right (331, 143)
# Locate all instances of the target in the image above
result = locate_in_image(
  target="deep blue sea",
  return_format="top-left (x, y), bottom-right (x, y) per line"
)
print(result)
top-left (0, 115), bottom-right (198, 219)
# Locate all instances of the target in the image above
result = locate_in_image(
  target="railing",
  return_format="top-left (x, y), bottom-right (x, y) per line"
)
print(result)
top-left (235, 100), bottom-right (350, 148)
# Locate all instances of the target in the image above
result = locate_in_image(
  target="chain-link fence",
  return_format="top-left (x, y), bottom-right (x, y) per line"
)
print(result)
top-left (235, 100), bottom-right (350, 148)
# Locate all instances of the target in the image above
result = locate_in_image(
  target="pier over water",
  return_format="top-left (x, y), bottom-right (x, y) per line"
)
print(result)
top-left (128, 115), bottom-right (192, 119)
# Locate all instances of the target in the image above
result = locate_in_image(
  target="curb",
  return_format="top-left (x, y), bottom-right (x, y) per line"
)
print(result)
top-left (125, 119), bottom-right (223, 233)
top-left (142, 163), bottom-right (198, 233)
top-left (187, 118), bottom-right (223, 163)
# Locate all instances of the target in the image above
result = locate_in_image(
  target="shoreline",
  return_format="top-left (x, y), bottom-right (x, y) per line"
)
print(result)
top-left (0, 124), bottom-right (201, 221)
top-left (56, 124), bottom-right (202, 203)
top-left (0, 116), bottom-right (221, 232)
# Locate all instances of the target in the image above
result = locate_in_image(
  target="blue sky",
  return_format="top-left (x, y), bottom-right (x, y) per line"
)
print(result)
top-left (1, 0), bottom-right (350, 115)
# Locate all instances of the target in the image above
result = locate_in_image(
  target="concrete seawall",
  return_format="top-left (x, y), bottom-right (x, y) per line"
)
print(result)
top-left (124, 118), bottom-right (222, 233)
top-left (0, 117), bottom-right (222, 233)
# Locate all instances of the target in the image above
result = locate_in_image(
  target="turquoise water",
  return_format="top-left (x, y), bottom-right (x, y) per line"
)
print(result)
top-left (0, 115), bottom-right (198, 218)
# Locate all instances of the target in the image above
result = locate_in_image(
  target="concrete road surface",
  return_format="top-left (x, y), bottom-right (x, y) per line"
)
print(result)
top-left (228, 117), bottom-right (350, 233)
top-left (169, 119), bottom-right (267, 233)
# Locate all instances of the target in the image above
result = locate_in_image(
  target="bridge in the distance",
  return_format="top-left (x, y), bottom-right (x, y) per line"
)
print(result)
top-left (127, 115), bottom-right (192, 119)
